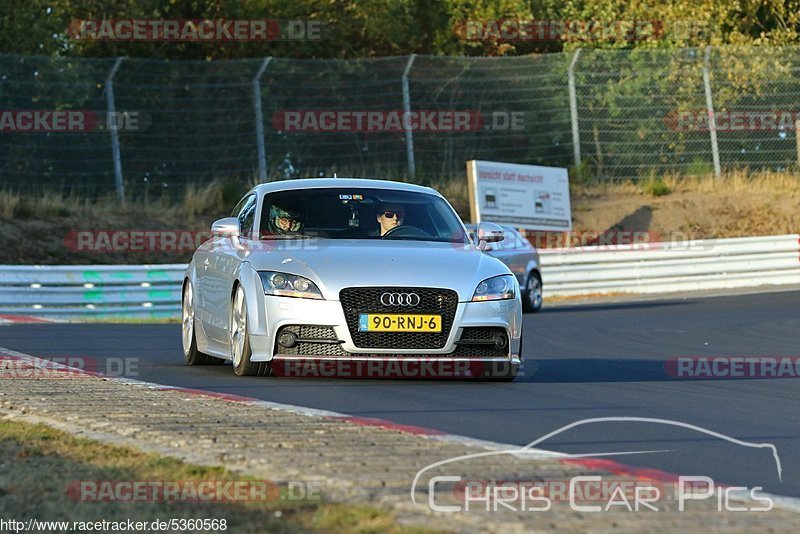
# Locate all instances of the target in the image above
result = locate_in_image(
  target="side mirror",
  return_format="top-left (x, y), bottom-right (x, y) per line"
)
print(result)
top-left (211, 217), bottom-right (241, 238)
top-left (476, 222), bottom-right (504, 250)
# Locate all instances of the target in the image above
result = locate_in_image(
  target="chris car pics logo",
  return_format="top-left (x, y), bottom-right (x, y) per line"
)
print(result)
top-left (411, 417), bottom-right (780, 513)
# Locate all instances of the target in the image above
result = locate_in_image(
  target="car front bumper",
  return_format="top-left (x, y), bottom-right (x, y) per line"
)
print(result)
top-left (248, 294), bottom-right (522, 378)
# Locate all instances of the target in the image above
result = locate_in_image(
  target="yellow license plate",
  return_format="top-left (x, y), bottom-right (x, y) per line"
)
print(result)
top-left (358, 314), bottom-right (442, 332)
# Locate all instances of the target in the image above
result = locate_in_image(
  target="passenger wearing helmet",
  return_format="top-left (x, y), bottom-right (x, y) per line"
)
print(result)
top-left (267, 203), bottom-right (305, 236)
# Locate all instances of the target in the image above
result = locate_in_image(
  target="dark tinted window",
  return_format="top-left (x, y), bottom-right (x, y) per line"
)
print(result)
top-left (259, 188), bottom-right (468, 243)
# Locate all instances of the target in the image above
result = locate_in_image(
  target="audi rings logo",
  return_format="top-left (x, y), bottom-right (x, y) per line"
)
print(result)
top-left (380, 292), bottom-right (421, 306)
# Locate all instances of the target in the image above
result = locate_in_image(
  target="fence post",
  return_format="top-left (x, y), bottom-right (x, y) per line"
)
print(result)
top-left (402, 54), bottom-right (417, 179)
top-left (105, 57), bottom-right (125, 204)
top-left (795, 119), bottom-right (800, 168)
top-left (253, 57), bottom-right (272, 182)
top-left (703, 46), bottom-right (721, 178)
top-left (568, 49), bottom-right (582, 169)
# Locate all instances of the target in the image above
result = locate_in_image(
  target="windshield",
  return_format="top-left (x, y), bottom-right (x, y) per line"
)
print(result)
top-left (259, 187), bottom-right (469, 243)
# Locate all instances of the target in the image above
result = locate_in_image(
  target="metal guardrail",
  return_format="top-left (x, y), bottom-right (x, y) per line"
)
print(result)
top-left (1, 235), bottom-right (798, 318)
top-left (539, 234), bottom-right (800, 297)
top-left (0, 264), bottom-right (185, 319)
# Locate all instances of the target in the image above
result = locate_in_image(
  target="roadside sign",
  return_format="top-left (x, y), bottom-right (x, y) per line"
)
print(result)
top-left (466, 160), bottom-right (572, 231)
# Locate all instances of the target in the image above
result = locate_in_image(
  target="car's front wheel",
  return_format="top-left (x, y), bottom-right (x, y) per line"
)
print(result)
top-left (230, 285), bottom-right (270, 377)
top-left (182, 281), bottom-right (223, 365)
top-left (523, 272), bottom-right (543, 313)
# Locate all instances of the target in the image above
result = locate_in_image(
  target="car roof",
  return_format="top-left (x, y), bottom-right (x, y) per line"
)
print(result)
top-left (252, 178), bottom-right (439, 196)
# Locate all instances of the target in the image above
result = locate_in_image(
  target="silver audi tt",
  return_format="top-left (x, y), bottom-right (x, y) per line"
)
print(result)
top-left (182, 178), bottom-right (523, 379)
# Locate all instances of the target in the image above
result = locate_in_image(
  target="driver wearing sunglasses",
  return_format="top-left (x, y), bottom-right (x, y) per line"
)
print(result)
top-left (376, 204), bottom-right (404, 236)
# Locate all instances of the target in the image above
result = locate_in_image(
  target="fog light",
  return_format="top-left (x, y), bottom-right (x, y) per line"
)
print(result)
top-left (493, 333), bottom-right (508, 351)
top-left (278, 331), bottom-right (298, 348)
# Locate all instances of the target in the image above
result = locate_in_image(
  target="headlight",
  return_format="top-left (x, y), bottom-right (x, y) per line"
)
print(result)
top-left (472, 274), bottom-right (516, 302)
top-left (258, 271), bottom-right (323, 300)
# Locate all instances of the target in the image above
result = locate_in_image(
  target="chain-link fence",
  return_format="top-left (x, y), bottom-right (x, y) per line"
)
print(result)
top-left (2, 47), bottom-right (800, 201)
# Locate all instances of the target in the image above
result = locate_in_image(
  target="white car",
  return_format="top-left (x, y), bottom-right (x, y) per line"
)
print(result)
top-left (182, 179), bottom-right (523, 379)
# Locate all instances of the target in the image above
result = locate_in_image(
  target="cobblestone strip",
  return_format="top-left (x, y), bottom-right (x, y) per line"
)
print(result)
top-left (1, 348), bottom-right (798, 532)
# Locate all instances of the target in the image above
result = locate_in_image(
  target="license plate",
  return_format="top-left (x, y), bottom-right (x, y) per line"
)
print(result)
top-left (358, 313), bottom-right (442, 332)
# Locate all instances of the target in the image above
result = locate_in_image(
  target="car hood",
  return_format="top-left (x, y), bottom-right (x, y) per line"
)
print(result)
top-left (243, 239), bottom-right (511, 301)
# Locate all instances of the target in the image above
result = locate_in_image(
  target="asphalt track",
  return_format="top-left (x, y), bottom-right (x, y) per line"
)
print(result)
top-left (2, 290), bottom-right (799, 499)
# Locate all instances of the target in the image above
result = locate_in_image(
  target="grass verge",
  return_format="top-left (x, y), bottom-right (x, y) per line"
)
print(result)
top-left (2, 170), bottom-right (798, 224)
top-left (1, 170), bottom-right (798, 264)
top-left (0, 419), bottom-right (431, 533)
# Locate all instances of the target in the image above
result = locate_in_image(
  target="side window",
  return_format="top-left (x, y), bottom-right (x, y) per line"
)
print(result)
top-left (502, 229), bottom-right (526, 250)
top-left (236, 194), bottom-right (257, 238)
top-left (230, 195), bottom-right (249, 217)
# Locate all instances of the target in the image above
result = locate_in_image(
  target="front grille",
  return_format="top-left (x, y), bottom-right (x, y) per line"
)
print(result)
top-left (272, 324), bottom-right (508, 359)
top-left (339, 287), bottom-right (458, 349)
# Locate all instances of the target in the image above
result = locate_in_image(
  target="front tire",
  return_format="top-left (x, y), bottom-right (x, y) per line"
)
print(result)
top-left (230, 285), bottom-right (270, 377)
top-left (182, 281), bottom-right (223, 365)
top-left (522, 272), bottom-right (543, 313)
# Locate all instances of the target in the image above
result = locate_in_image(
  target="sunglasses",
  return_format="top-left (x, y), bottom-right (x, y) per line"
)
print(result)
top-left (381, 210), bottom-right (404, 219)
